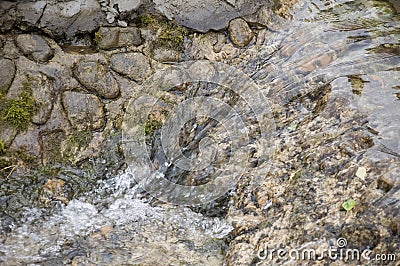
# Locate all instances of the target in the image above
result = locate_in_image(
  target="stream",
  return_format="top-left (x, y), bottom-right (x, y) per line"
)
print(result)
top-left (1, 0), bottom-right (400, 265)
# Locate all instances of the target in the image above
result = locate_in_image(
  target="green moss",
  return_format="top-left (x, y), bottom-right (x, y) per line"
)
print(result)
top-left (1, 81), bottom-right (36, 131)
top-left (138, 13), bottom-right (187, 51)
top-left (0, 139), bottom-right (5, 155)
top-left (144, 119), bottom-right (162, 135)
top-left (67, 131), bottom-right (92, 150)
top-left (94, 30), bottom-right (104, 45)
top-left (159, 20), bottom-right (186, 50)
top-left (138, 13), bottom-right (159, 28)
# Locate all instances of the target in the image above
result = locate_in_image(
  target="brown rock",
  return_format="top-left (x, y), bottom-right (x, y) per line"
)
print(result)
top-left (228, 18), bottom-right (254, 47)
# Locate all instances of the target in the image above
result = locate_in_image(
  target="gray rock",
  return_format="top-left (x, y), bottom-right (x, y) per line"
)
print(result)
top-left (15, 34), bottom-right (53, 63)
top-left (110, 52), bottom-right (151, 82)
top-left (228, 18), bottom-right (254, 47)
top-left (96, 27), bottom-right (142, 50)
top-left (152, 47), bottom-right (180, 62)
top-left (62, 91), bottom-right (105, 131)
top-left (29, 73), bottom-right (55, 125)
top-left (17, 1), bottom-right (47, 25)
top-left (153, 0), bottom-right (263, 32)
top-left (0, 124), bottom-right (17, 148)
top-left (39, 0), bottom-right (106, 39)
top-left (0, 59), bottom-right (15, 95)
top-left (110, 0), bottom-right (142, 12)
top-left (74, 60), bottom-right (120, 99)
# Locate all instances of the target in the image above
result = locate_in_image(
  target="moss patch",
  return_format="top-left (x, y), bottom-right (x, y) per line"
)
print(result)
top-left (144, 119), bottom-right (162, 135)
top-left (0, 139), bottom-right (5, 155)
top-left (63, 130), bottom-right (93, 163)
top-left (94, 31), bottom-right (104, 46)
top-left (138, 13), bottom-right (187, 51)
top-left (0, 81), bottom-right (37, 131)
top-left (138, 13), bottom-right (159, 28)
top-left (67, 130), bottom-right (92, 151)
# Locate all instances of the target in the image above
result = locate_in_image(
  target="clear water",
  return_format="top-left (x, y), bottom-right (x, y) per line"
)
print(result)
top-left (1, 0), bottom-right (400, 264)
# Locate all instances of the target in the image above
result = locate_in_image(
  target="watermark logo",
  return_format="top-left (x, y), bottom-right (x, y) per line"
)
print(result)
top-left (256, 238), bottom-right (396, 263)
top-left (122, 60), bottom-right (276, 205)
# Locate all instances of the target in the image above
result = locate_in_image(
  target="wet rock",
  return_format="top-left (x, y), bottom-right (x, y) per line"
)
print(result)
top-left (152, 47), bottom-right (180, 62)
top-left (95, 27), bottom-right (142, 50)
top-left (110, 52), bottom-right (151, 82)
top-left (0, 59), bottom-right (15, 95)
top-left (62, 91), bottom-right (105, 131)
top-left (110, 0), bottom-right (142, 12)
top-left (39, 0), bottom-right (106, 39)
top-left (15, 34), bottom-right (53, 63)
top-left (74, 60), bottom-right (120, 99)
top-left (153, 0), bottom-right (263, 32)
top-left (228, 18), bottom-right (254, 47)
top-left (29, 74), bottom-right (55, 125)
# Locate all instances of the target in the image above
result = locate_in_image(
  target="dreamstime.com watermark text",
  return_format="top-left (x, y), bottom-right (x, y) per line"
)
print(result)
top-left (256, 238), bottom-right (396, 263)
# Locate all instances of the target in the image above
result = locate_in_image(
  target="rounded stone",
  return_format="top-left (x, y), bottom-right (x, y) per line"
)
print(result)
top-left (228, 18), bottom-right (254, 47)
top-left (74, 60), bottom-right (120, 99)
top-left (62, 91), bottom-right (105, 130)
top-left (15, 34), bottom-right (54, 62)
top-left (110, 52), bottom-right (151, 82)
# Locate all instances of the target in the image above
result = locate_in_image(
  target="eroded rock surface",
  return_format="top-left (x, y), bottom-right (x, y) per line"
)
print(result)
top-left (74, 60), bottom-right (120, 99)
top-left (62, 91), bottom-right (105, 131)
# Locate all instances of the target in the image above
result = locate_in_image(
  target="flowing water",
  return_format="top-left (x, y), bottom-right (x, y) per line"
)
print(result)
top-left (1, 0), bottom-right (400, 265)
